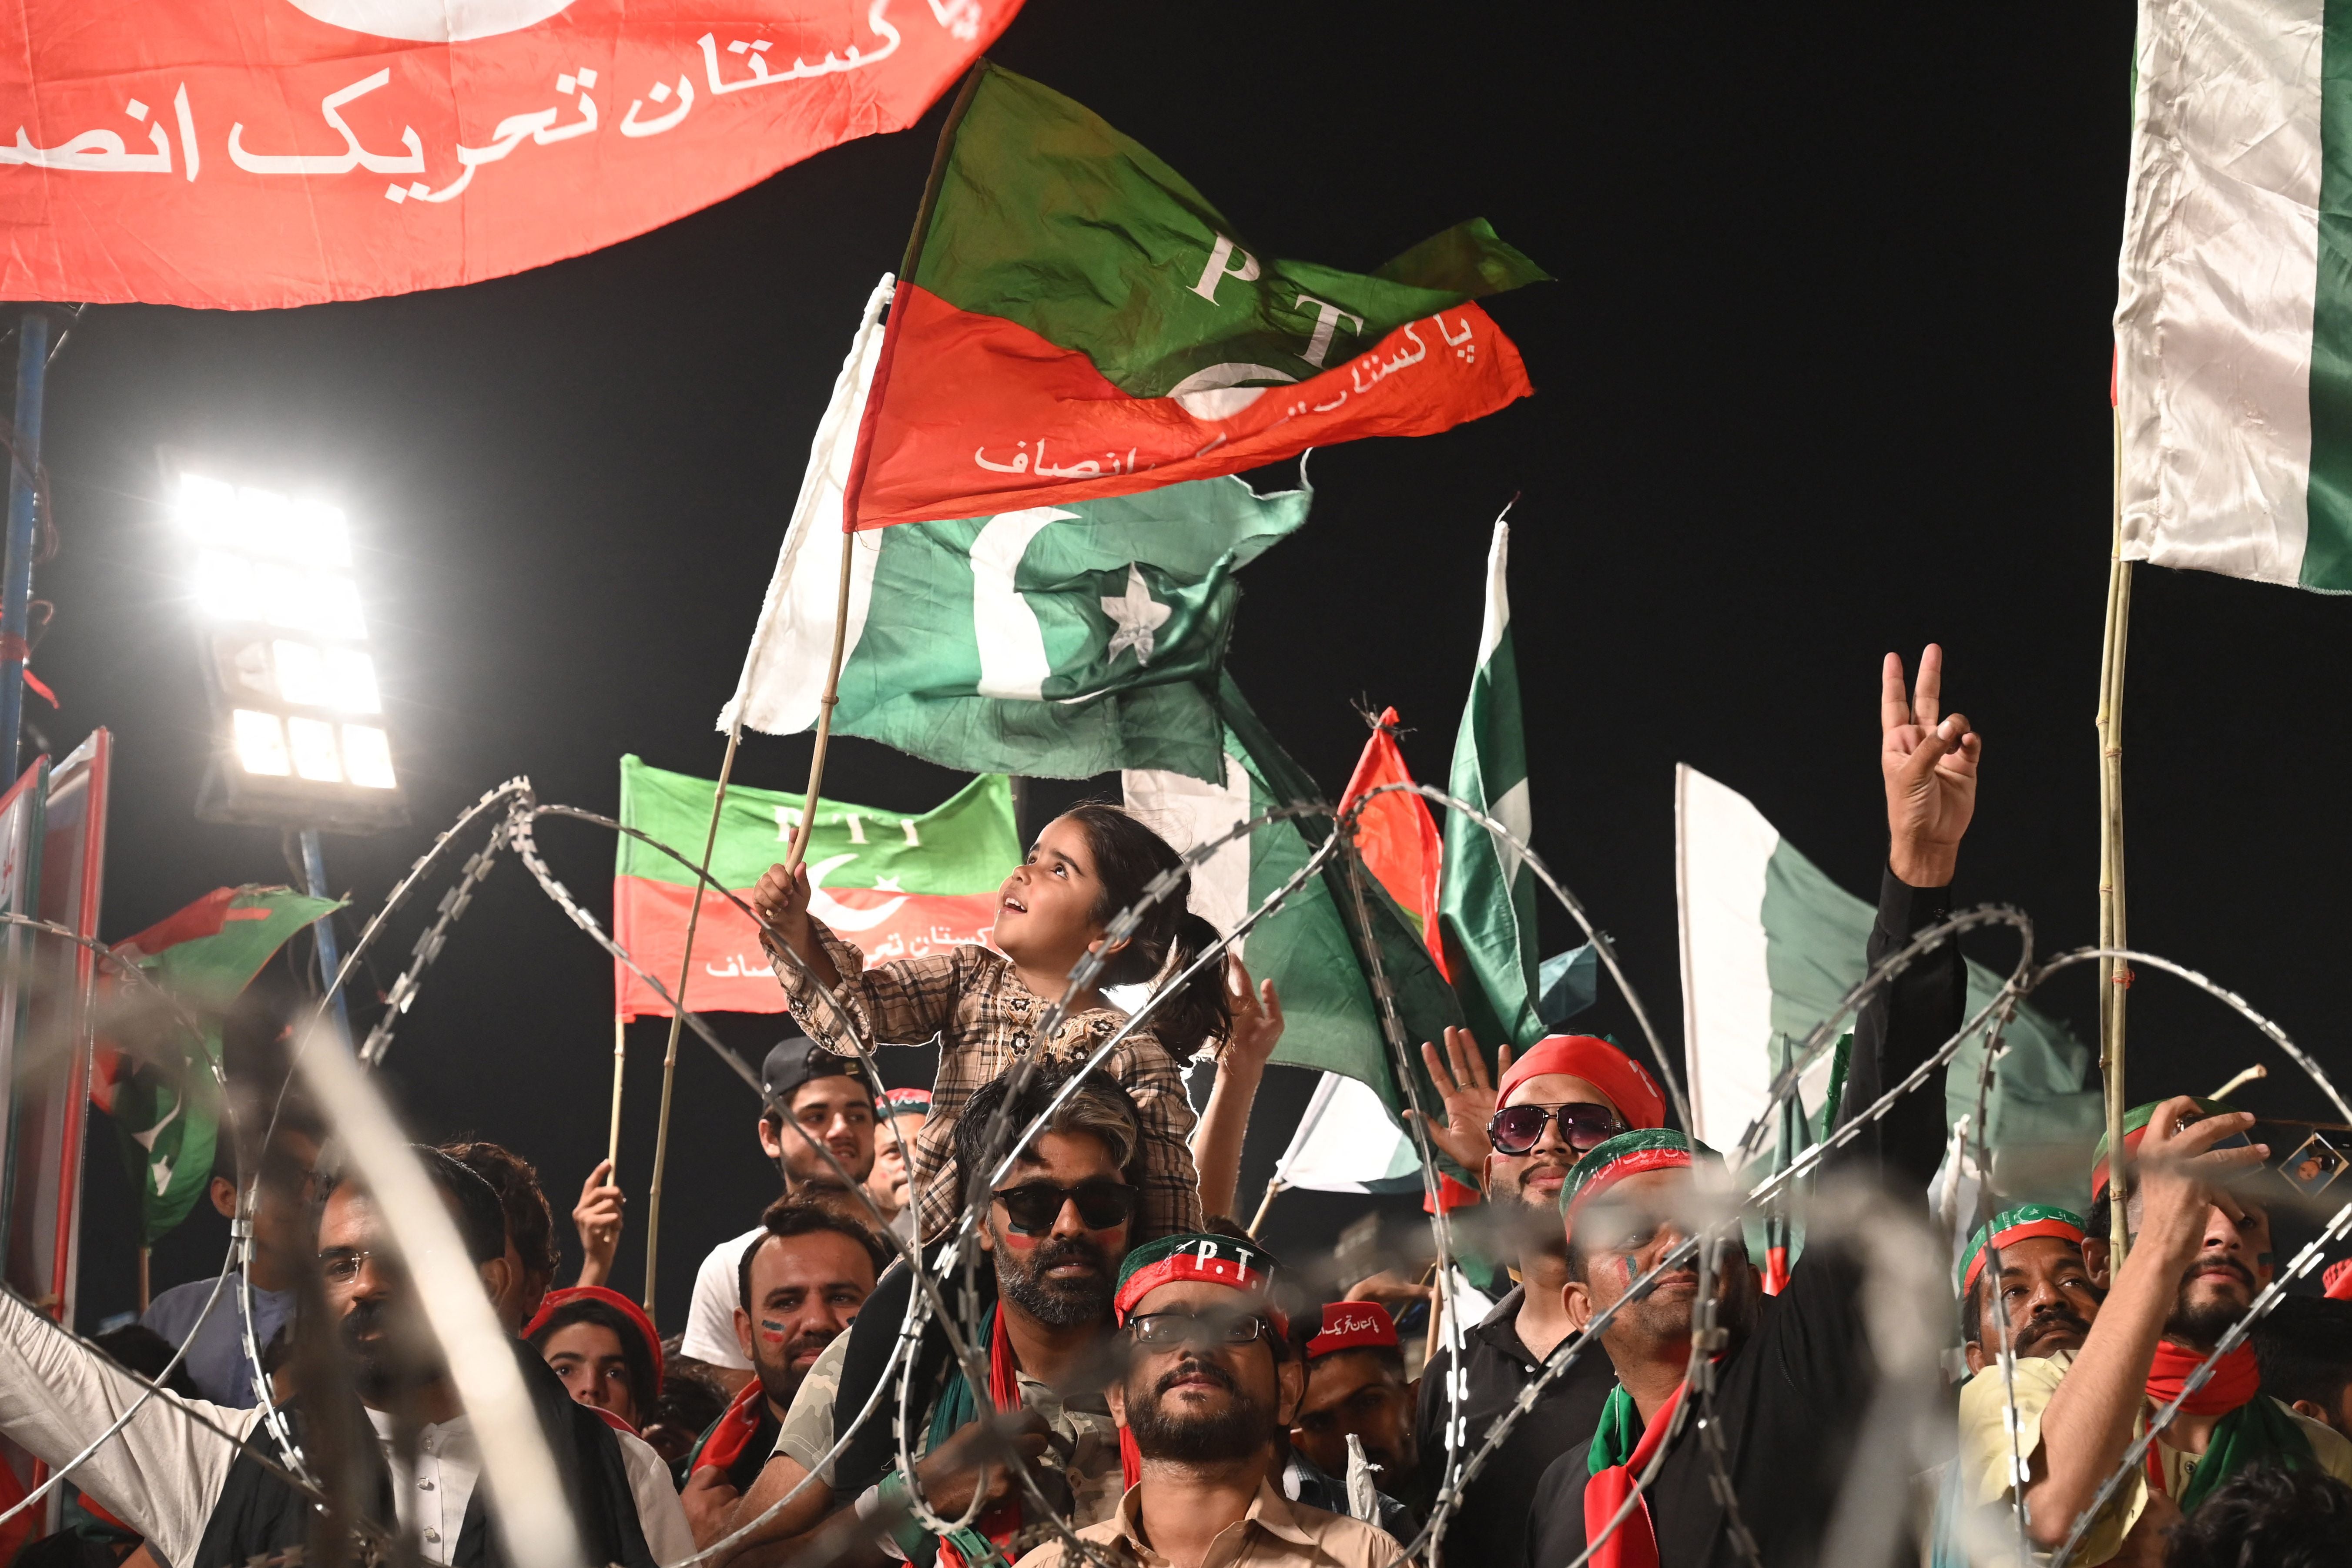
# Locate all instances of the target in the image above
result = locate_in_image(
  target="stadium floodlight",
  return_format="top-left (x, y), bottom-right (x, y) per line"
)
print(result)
top-left (165, 451), bottom-right (408, 832)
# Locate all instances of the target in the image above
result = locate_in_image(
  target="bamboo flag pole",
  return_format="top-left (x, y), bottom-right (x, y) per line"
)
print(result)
top-left (607, 1014), bottom-right (628, 1171)
top-left (2097, 405), bottom-right (2135, 1265)
top-left (636, 68), bottom-right (985, 1317)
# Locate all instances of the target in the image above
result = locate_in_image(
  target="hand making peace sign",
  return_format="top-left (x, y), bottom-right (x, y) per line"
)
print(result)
top-left (1881, 643), bottom-right (1980, 888)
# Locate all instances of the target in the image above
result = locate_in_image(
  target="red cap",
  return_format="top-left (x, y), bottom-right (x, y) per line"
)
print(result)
top-left (1495, 1035), bottom-right (1666, 1130)
top-left (1307, 1301), bottom-right (1400, 1359)
top-left (525, 1285), bottom-right (665, 1399)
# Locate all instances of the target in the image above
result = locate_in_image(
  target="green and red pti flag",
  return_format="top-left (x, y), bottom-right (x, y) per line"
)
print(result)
top-left (1337, 707), bottom-right (1447, 977)
top-left (846, 64), bottom-right (1547, 528)
top-left (0, 0), bottom-right (1014, 309)
top-left (93, 885), bottom-right (340, 1243)
top-left (612, 755), bottom-right (1020, 1018)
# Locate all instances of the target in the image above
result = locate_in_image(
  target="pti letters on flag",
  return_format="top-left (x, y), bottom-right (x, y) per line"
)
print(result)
top-left (94, 886), bottom-right (339, 1244)
top-left (723, 283), bottom-right (1313, 782)
top-left (1675, 764), bottom-right (2099, 1207)
top-left (612, 756), bottom-right (1019, 1018)
top-left (2115, 0), bottom-right (2352, 590)
top-left (846, 64), bottom-right (1545, 528)
top-left (1440, 520), bottom-right (1541, 1049)
top-left (1122, 680), bottom-right (1469, 1188)
top-left (0, 0), bottom-right (1013, 309)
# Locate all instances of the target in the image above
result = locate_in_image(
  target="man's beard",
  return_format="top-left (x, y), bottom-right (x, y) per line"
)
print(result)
top-left (995, 1233), bottom-right (1115, 1328)
top-left (2167, 1255), bottom-right (2256, 1347)
top-left (755, 1328), bottom-right (837, 1410)
top-left (1123, 1357), bottom-right (1269, 1464)
top-left (340, 1298), bottom-right (442, 1403)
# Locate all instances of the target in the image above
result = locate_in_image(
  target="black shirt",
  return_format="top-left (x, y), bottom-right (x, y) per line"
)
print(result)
top-left (1524, 868), bottom-right (1959, 1567)
top-left (1415, 1284), bottom-right (1618, 1568)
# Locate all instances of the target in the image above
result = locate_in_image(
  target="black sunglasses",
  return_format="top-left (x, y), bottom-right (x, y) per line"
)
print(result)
top-left (991, 1178), bottom-right (1139, 1235)
top-left (1487, 1102), bottom-right (1626, 1157)
top-left (1125, 1310), bottom-right (1274, 1348)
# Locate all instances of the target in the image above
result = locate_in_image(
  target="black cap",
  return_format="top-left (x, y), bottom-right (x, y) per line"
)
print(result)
top-left (761, 1034), bottom-right (859, 1112)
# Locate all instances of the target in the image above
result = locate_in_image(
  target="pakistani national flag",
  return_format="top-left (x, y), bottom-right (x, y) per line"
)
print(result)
top-left (93, 886), bottom-right (338, 1244)
top-left (2117, 0), bottom-right (2352, 589)
top-left (846, 64), bottom-right (1545, 528)
top-left (1440, 519), bottom-right (1541, 1049)
top-left (613, 757), bottom-right (1020, 1018)
top-left (1123, 680), bottom-right (1471, 1190)
top-left (1675, 764), bottom-right (2100, 1208)
top-left (1338, 707), bottom-right (1449, 973)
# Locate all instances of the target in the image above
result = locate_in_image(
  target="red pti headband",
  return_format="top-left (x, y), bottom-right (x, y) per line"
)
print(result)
top-left (1561, 1145), bottom-right (1692, 1224)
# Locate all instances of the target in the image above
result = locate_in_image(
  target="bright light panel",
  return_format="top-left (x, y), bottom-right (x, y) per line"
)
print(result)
top-left (180, 474), bottom-right (352, 569)
top-left (325, 648), bottom-right (381, 714)
top-left (312, 574), bottom-right (365, 638)
top-left (287, 716), bottom-right (342, 782)
top-left (232, 709), bottom-right (291, 776)
top-left (272, 640), bottom-right (327, 706)
top-left (194, 551), bottom-right (257, 621)
top-left (342, 724), bottom-right (397, 790)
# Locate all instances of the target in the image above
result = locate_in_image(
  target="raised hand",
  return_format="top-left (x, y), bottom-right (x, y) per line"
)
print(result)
top-left (750, 860), bottom-right (814, 943)
top-left (2131, 1096), bottom-right (2267, 1265)
top-left (1406, 1026), bottom-right (1510, 1176)
top-left (1221, 957), bottom-right (1284, 1075)
top-left (1881, 644), bottom-right (1980, 888)
top-left (572, 1159), bottom-right (624, 1288)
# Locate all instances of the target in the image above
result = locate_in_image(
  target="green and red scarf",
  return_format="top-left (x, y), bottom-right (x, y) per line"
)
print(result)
top-left (1957, 1205), bottom-right (2087, 1298)
top-left (2142, 1340), bottom-right (2314, 1511)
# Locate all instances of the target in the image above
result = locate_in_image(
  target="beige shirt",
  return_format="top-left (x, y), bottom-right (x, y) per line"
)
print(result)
top-left (1009, 1478), bottom-right (1404, 1568)
top-left (1957, 1349), bottom-right (2352, 1564)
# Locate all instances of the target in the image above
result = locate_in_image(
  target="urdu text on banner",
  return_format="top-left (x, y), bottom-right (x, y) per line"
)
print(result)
top-left (0, 0), bottom-right (1015, 309)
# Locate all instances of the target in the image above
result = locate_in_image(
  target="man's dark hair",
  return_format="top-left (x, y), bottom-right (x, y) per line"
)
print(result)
top-left (441, 1139), bottom-right (560, 1284)
top-left (317, 1145), bottom-right (508, 1265)
top-left (2255, 1295), bottom-right (2352, 1418)
top-left (2163, 1462), bottom-right (2352, 1568)
top-left (953, 1065), bottom-right (1144, 1206)
top-left (736, 1194), bottom-right (893, 1313)
top-left (526, 1297), bottom-right (659, 1417)
top-left (93, 1323), bottom-right (202, 1400)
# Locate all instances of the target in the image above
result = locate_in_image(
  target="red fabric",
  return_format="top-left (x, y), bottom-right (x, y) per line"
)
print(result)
top-left (1762, 1246), bottom-right (1790, 1297)
top-left (693, 1377), bottom-right (768, 1475)
top-left (527, 1284), bottom-right (666, 1396)
top-left (1584, 1382), bottom-right (1685, 1568)
top-left (1496, 1036), bottom-right (1667, 1132)
top-left (849, 283), bottom-right (1534, 529)
top-left (21, 668), bottom-right (56, 708)
top-left (1119, 1426), bottom-right (1142, 1493)
top-left (2090, 1127), bottom-right (2152, 1204)
top-left (2325, 1259), bottom-right (2352, 1301)
top-left (1113, 1250), bottom-right (1282, 1335)
top-left (0, 2), bottom-right (1014, 310)
top-left (586, 1403), bottom-right (638, 1435)
top-left (1307, 1302), bottom-right (1399, 1359)
top-left (1337, 710), bottom-right (1447, 978)
top-left (1421, 1172), bottom-right (1482, 1215)
top-left (1564, 1146), bottom-right (1693, 1224)
top-left (2145, 1340), bottom-right (2261, 1417)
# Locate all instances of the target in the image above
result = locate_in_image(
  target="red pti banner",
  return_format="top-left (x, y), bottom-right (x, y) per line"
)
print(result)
top-left (0, 0), bottom-right (1016, 309)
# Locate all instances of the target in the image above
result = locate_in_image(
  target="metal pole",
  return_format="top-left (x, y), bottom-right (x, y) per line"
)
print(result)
top-left (300, 828), bottom-right (355, 1045)
top-left (0, 312), bottom-right (48, 780)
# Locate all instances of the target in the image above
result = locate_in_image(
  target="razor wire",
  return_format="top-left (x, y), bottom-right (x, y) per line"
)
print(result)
top-left (41, 768), bottom-right (2349, 1568)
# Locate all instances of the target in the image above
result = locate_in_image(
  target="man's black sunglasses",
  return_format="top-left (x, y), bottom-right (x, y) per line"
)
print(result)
top-left (990, 1178), bottom-right (1138, 1235)
top-left (1487, 1102), bottom-right (1626, 1157)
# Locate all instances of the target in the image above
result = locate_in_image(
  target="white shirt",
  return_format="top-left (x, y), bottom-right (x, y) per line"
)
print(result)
top-left (680, 1225), bottom-right (763, 1370)
top-left (617, 1428), bottom-right (696, 1566)
top-left (367, 1407), bottom-right (479, 1563)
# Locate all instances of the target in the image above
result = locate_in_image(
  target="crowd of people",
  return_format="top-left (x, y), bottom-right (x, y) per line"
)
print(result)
top-left (4, 646), bottom-right (2352, 1566)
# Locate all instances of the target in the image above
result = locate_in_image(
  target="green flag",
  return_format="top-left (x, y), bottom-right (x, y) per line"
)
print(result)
top-left (1440, 519), bottom-right (1542, 1049)
top-left (1123, 678), bottom-right (1467, 1149)
top-left (735, 475), bottom-right (1310, 784)
top-left (94, 886), bottom-right (340, 1244)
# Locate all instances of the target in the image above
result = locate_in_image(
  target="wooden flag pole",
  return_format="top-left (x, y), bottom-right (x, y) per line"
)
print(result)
top-left (2097, 405), bottom-right (2135, 1265)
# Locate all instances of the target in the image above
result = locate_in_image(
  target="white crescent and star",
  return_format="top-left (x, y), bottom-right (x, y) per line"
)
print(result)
top-left (281, 0), bottom-right (578, 43)
top-left (1101, 564), bottom-right (1171, 666)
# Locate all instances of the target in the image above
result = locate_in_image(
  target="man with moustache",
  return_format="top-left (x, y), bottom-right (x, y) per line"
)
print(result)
top-left (0, 1146), bottom-right (656, 1568)
top-left (1958, 1097), bottom-right (2352, 1561)
top-left (698, 1068), bottom-right (1142, 1568)
top-left (1523, 648), bottom-right (1979, 1567)
top-left (680, 1036), bottom-right (879, 1397)
top-left (1407, 1028), bottom-right (1668, 1566)
top-left (1007, 1233), bottom-right (1404, 1568)
top-left (1957, 1206), bottom-right (2101, 1372)
top-left (679, 1200), bottom-right (888, 1544)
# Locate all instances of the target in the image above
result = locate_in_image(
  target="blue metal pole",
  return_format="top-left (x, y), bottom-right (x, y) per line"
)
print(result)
top-left (300, 828), bottom-right (355, 1045)
top-left (0, 312), bottom-right (48, 781)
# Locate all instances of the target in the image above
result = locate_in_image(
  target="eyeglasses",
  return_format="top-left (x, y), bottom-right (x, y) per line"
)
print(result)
top-left (318, 1247), bottom-right (382, 1284)
top-left (990, 1178), bottom-right (1139, 1236)
top-left (1487, 1102), bottom-right (1626, 1157)
top-left (1125, 1310), bottom-right (1274, 1348)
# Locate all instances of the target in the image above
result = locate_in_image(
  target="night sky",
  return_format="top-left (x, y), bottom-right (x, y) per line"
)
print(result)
top-left (27, 3), bottom-right (2346, 1331)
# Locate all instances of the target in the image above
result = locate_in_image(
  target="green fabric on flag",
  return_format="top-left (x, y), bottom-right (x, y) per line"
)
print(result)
top-left (827, 477), bottom-right (1309, 783)
top-left (916, 66), bottom-right (1548, 399)
top-left (1440, 522), bottom-right (1541, 1049)
top-left (102, 887), bottom-right (340, 1244)
top-left (2305, 6), bottom-right (2352, 589)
